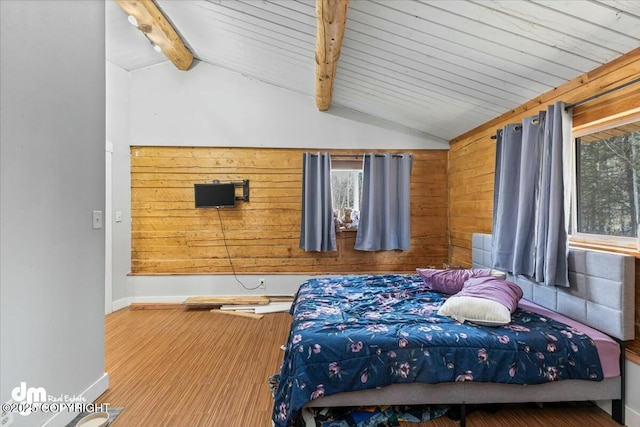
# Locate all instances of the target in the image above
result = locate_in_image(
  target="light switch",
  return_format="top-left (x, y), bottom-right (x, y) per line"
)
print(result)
top-left (92, 210), bottom-right (103, 229)
top-left (115, 211), bottom-right (122, 223)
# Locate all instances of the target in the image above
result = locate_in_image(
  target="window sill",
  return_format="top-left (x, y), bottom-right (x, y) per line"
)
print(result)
top-left (569, 239), bottom-right (640, 259)
top-left (626, 348), bottom-right (640, 365)
top-left (338, 227), bottom-right (357, 233)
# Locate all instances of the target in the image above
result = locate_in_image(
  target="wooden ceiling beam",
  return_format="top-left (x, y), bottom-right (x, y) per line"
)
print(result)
top-left (114, 0), bottom-right (194, 71)
top-left (315, 0), bottom-right (350, 111)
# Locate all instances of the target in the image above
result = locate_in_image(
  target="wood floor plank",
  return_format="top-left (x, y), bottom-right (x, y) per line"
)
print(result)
top-left (98, 309), bottom-right (621, 427)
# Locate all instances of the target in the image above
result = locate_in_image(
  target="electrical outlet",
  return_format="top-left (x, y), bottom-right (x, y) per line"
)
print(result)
top-left (258, 278), bottom-right (266, 289)
top-left (1, 399), bottom-right (14, 426)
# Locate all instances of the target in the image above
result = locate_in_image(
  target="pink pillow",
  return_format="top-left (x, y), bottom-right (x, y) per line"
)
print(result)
top-left (416, 268), bottom-right (494, 295)
top-left (458, 276), bottom-right (523, 313)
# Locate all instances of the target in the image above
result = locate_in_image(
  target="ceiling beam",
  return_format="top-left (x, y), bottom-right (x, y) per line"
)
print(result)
top-left (315, 0), bottom-right (350, 111)
top-left (114, 0), bottom-right (194, 71)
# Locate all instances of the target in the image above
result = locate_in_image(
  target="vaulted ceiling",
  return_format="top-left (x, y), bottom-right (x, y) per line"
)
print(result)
top-left (106, 0), bottom-right (640, 142)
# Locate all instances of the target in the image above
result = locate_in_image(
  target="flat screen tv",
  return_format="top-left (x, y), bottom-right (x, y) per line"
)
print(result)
top-left (194, 183), bottom-right (236, 208)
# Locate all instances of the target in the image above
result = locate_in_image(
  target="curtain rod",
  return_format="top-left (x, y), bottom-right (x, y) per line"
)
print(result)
top-left (330, 154), bottom-right (363, 159)
top-left (490, 125), bottom-right (521, 140)
top-left (311, 154), bottom-right (411, 158)
top-left (489, 76), bottom-right (640, 140)
top-left (565, 75), bottom-right (640, 111)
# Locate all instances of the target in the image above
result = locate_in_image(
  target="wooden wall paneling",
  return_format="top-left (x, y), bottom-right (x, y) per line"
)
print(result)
top-left (131, 147), bottom-right (448, 275)
top-left (572, 87), bottom-right (640, 128)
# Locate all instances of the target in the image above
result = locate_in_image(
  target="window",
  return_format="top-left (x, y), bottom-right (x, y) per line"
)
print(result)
top-left (331, 160), bottom-right (362, 231)
top-left (572, 114), bottom-right (640, 246)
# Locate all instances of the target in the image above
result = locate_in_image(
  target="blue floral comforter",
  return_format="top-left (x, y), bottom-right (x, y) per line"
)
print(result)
top-left (272, 275), bottom-right (603, 427)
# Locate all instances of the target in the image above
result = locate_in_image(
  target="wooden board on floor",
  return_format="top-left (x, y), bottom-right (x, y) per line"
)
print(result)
top-left (129, 303), bottom-right (184, 310)
top-left (254, 302), bottom-right (292, 314)
top-left (268, 296), bottom-right (295, 302)
top-left (183, 296), bottom-right (270, 306)
top-left (209, 309), bottom-right (264, 320)
top-left (219, 304), bottom-right (262, 311)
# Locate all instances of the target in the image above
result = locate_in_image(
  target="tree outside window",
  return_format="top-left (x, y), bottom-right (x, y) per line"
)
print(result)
top-left (575, 119), bottom-right (640, 239)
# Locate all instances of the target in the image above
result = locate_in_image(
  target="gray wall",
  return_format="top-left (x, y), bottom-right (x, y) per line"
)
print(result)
top-left (106, 62), bottom-right (131, 305)
top-left (0, 1), bottom-right (107, 426)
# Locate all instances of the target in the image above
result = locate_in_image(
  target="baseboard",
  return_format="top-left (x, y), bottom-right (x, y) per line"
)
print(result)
top-left (125, 274), bottom-right (311, 302)
top-left (130, 303), bottom-right (185, 310)
top-left (129, 295), bottom-right (193, 303)
top-left (41, 372), bottom-right (109, 427)
top-left (111, 297), bottom-right (130, 312)
top-left (627, 404), bottom-right (640, 427)
top-left (110, 296), bottom-right (193, 311)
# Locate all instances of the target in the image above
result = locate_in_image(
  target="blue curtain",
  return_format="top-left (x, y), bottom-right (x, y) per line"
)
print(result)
top-left (355, 153), bottom-right (412, 251)
top-left (534, 103), bottom-right (572, 286)
top-left (492, 101), bottom-right (571, 287)
top-left (299, 152), bottom-right (336, 252)
top-left (492, 117), bottom-right (540, 277)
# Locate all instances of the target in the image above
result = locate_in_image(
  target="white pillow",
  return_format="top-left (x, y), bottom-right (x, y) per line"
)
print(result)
top-left (490, 269), bottom-right (507, 279)
top-left (437, 296), bottom-right (511, 327)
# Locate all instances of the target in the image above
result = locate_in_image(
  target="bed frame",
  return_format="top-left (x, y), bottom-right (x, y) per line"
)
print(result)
top-left (304, 233), bottom-right (635, 426)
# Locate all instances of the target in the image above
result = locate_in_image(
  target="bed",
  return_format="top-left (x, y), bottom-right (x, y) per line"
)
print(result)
top-left (272, 233), bottom-right (635, 427)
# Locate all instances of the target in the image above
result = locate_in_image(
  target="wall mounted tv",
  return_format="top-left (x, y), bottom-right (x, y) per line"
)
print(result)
top-left (194, 183), bottom-right (236, 208)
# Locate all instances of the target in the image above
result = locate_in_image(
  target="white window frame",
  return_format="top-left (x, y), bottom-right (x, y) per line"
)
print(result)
top-left (331, 159), bottom-right (363, 231)
top-left (569, 110), bottom-right (640, 250)
top-left (331, 168), bottom-right (361, 212)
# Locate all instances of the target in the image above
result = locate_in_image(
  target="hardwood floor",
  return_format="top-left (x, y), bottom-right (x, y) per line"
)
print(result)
top-left (98, 308), bottom-right (622, 427)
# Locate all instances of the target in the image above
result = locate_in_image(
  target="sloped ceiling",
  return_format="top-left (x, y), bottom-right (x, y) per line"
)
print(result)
top-left (106, 0), bottom-right (640, 142)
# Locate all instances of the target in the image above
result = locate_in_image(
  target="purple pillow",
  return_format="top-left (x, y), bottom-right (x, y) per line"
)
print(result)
top-left (458, 276), bottom-right (523, 313)
top-left (416, 268), bottom-right (494, 295)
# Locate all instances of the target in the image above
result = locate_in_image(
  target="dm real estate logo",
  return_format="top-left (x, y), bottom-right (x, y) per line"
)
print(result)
top-left (10, 382), bottom-right (47, 415)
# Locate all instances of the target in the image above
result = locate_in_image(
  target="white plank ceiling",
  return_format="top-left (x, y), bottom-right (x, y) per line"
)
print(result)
top-left (106, 0), bottom-right (640, 142)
